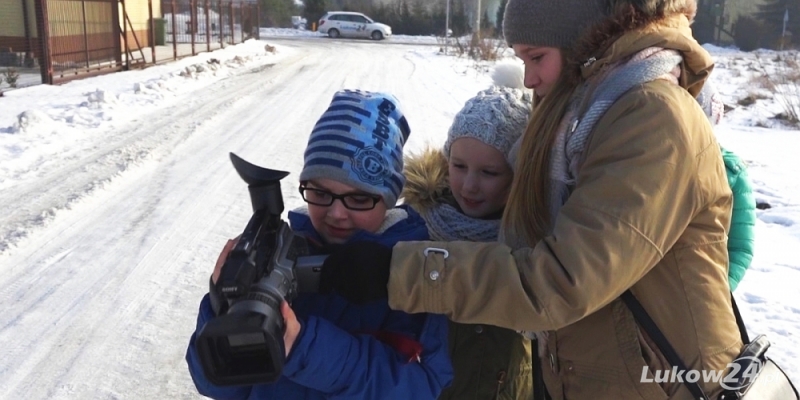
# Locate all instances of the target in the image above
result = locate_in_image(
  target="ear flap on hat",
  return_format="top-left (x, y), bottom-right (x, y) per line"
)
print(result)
top-left (396, 116), bottom-right (411, 143)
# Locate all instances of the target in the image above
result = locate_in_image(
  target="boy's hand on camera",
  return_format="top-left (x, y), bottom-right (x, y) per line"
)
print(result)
top-left (319, 241), bottom-right (393, 304)
top-left (209, 237), bottom-right (240, 315)
top-left (212, 237), bottom-right (239, 284)
top-left (281, 301), bottom-right (301, 357)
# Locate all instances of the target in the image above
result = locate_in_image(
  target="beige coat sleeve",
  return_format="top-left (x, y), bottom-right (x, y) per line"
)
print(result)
top-left (388, 85), bottom-right (714, 332)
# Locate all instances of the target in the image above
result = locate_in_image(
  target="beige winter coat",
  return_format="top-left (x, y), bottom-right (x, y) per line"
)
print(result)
top-left (387, 14), bottom-right (741, 400)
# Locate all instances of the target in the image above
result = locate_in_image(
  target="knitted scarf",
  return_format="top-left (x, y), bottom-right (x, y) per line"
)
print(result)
top-left (547, 47), bottom-right (684, 226)
top-left (419, 203), bottom-right (500, 242)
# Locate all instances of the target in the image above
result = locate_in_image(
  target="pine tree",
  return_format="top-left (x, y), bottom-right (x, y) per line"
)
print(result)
top-left (450, 0), bottom-right (469, 35)
top-left (398, 0), bottom-right (413, 34)
top-left (496, 0), bottom-right (507, 37)
top-left (340, 0), bottom-right (374, 13)
top-left (261, 0), bottom-right (298, 28)
top-left (303, 0), bottom-right (328, 27)
top-left (411, 0), bottom-right (430, 36)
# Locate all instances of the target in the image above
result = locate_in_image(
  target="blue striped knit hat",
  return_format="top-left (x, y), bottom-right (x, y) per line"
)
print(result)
top-left (300, 90), bottom-right (411, 206)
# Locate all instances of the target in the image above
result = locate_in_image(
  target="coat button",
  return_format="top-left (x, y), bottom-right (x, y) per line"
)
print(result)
top-left (429, 270), bottom-right (440, 281)
top-left (474, 325), bottom-right (483, 333)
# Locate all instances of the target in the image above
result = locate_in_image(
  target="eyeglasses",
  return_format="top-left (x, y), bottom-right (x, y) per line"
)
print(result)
top-left (299, 186), bottom-right (383, 211)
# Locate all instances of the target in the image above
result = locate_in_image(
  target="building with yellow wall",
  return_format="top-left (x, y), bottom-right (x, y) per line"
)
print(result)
top-left (0, 0), bottom-right (39, 63)
top-left (0, 0), bottom-right (162, 68)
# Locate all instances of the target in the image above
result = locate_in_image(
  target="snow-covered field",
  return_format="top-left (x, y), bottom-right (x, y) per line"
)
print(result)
top-left (0, 37), bottom-right (798, 398)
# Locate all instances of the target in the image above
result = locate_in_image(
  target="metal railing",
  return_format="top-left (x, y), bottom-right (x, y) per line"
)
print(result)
top-left (41, 0), bottom-right (123, 84)
top-left (0, 0), bottom-right (259, 88)
top-left (158, 0), bottom-right (259, 64)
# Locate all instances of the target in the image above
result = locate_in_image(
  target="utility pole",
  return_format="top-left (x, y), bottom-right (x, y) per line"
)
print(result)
top-left (475, 0), bottom-right (481, 38)
top-left (445, 0), bottom-right (450, 37)
top-left (445, 0), bottom-right (451, 54)
top-left (782, 7), bottom-right (789, 51)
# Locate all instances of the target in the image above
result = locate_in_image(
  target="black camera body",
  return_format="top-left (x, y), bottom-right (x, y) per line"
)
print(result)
top-left (196, 153), bottom-right (325, 387)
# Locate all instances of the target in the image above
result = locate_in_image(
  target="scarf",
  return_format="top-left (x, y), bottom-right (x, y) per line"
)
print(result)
top-left (419, 203), bottom-right (501, 242)
top-left (547, 47), bottom-right (684, 226)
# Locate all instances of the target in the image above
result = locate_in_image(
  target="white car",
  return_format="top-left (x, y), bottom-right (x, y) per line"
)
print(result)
top-left (317, 12), bottom-right (392, 40)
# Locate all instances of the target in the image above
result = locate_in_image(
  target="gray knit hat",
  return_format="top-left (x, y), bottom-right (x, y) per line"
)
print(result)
top-left (300, 90), bottom-right (410, 206)
top-left (443, 85), bottom-right (532, 166)
top-left (502, 0), bottom-right (609, 48)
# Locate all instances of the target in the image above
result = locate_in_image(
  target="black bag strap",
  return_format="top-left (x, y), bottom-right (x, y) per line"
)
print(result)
top-left (621, 290), bottom-right (710, 400)
top-left (730, 293), bottom-right (750, 344)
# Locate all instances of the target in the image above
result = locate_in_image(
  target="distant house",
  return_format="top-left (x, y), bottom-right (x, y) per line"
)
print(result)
top-left (125, 0), bottom-right (164, 49)
top-left (0, 0), bottom-right (166, 84)
top-left (724, 0), bottom-right (769, 30)
top-left (696, 0), bottom-right (769, 44)
top-left (0, 0), bottom-right (38, 66)
top-left (164, 8), bottom-right (222, 36)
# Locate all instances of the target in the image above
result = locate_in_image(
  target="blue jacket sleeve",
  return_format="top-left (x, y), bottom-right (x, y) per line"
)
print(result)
top-left (186, 294), bottom-right (253, 400)
top-left (722, 148), bottom-right (756, 291)
top-left (281, 313), bottom-right (453, 399)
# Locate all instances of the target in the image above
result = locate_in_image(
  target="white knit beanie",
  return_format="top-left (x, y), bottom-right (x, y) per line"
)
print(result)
top-left (696, 81), bottom-right (724, 126)
top-left (443, 63), bottom-right (532, 166)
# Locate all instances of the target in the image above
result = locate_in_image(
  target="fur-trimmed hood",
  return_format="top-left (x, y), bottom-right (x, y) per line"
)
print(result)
top-left (573, 6), bottom-right (713, 97)
top-left (400, 147), bottom-right (453, 213)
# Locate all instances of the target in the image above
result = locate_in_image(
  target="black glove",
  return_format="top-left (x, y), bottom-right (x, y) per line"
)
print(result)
top-left (209, 276), bottom-right (224, 316)
top-left (318, 241), bottom-right (393, 304)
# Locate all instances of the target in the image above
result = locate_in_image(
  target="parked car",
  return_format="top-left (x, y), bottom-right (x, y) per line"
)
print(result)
top-left (317, 11), bottom-right (392, 40)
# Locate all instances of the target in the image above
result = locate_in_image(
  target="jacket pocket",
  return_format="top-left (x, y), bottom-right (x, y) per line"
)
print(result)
top-left (563, 360), bottom-right (625, 399)
top-left (612, 299), bottom-right (671, 400)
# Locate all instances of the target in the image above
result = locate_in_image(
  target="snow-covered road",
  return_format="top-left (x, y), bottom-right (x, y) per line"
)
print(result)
top-left (0, 38), bottom-right (489, 399)
top-left (2, 37), bottom-right (799, 399)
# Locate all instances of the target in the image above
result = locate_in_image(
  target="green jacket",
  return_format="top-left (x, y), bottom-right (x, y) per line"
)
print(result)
top-left (443, 323), bottom-right (532, 400)
top-left (401, 148), bottom-right (533, 400)
top-left (722, 148), bottom-right (756, 291)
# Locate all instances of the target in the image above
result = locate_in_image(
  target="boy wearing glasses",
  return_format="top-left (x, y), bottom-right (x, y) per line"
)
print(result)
top-left (186, 90), bottom-right (453, 400)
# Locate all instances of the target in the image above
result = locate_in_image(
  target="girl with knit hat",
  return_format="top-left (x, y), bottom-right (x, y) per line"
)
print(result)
top-left (318, 1), bottom-right (746, 399)
top-left (186, 90), bottom-right (453, 399)
top-left (401, 65), bottom-right (533, 399)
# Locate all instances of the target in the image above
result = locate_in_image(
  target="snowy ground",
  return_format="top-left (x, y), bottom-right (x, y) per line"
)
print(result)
top-left (0, 38), bottom-right (797, 398)
top-left (705, 43), bottom-right (800, 381)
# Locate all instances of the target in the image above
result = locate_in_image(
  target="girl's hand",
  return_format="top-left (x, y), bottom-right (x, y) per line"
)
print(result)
top-left (281, 301), bottom-right (301, 357)
top-left (212, 237), bottom-right (239, 284)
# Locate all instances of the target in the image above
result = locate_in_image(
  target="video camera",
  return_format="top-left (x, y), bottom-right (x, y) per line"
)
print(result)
top-left (195, 153), bottom-right (325, 386)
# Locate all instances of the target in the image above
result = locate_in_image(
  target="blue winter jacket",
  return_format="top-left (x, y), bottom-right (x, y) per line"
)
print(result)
top-left (186, 205), bottom-right (453, 399)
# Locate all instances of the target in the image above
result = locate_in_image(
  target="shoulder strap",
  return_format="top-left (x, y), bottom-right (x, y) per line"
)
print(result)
top-left (730, 293), bottom-right (750, 344)
top-left (621, 290), bottom-right (710, 400)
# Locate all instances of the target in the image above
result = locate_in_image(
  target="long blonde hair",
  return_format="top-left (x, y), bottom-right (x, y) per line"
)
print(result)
top-left (501, 0), bottom-right (698, 247)
top-left (501, 64), bottom-right (580, 246)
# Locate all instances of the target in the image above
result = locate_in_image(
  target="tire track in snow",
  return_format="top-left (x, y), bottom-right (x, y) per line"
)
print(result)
top-left (0, 39), bottom-right (490, 399)
top-left (0, 53), bottom-right (307, 255)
